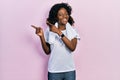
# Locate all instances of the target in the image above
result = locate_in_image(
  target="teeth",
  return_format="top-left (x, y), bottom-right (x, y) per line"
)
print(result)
top-left (63, 19), bottom-right (67, 21)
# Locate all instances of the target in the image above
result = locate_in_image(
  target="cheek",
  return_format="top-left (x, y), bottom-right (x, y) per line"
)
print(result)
top-left (57, 16), bottom-right (63, 21)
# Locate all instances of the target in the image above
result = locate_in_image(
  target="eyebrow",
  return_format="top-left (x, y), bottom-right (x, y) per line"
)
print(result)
top-left (58, 11), bottom-right (68, 14)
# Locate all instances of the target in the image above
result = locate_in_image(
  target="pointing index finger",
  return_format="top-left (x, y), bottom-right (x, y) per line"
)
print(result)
top-left (31, 25), bottom-right (37, 29)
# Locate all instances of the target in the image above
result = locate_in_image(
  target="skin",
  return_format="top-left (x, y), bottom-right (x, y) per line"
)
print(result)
top-left (31, 8), bottom-right (77, 55)
top-left (31, 25), bottom-right (51, 55)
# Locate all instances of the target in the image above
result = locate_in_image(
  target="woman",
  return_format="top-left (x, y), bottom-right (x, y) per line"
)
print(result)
top-left (31, 3), bottom-right (80, 80)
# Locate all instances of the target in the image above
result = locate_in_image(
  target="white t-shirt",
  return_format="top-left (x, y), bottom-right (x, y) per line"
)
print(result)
top-left (44, 23), bottom-right (80, 73)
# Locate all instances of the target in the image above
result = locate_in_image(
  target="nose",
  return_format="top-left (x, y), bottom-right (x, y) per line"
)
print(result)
top-left (63, 14), bottom-right (67, 18)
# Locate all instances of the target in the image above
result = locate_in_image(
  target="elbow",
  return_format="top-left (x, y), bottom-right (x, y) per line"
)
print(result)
top-left (45, 50), bottom-right (51, 55)
top-left (45, 52), bottom-right (50, 55)
top-left (70, 43), bottom-right (77, 52)
top-left (71, 48), bottom-right (75, 52)
top-left (70, 47), bottom-right (76, 52)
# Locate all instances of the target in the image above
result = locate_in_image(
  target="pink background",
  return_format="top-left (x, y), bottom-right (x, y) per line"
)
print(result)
top-left (1, 0), bottom-right (120, 80)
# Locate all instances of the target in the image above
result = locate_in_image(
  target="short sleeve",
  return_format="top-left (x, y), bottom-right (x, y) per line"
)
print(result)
top-left (73, 28), bottom-right (80, 40)
top-left (44, 27), bottom-right (49, 43)
top-left (68, 27), bottom-right (80, 40)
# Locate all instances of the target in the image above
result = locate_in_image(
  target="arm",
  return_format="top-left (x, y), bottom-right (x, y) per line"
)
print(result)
top-left (58, 31), bottom-right (77, 52)
top-left (39, 35), bottom-right (51, 55)
top-left (31, 25), bottom-right (51, 55)
top-left (46, 22), bottom-right (77, 52)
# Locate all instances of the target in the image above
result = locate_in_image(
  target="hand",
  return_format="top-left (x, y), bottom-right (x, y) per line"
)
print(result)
top-left (46, 21), bottom-right (60, 35)
top-left (31, 25), bottom-right (44, 37)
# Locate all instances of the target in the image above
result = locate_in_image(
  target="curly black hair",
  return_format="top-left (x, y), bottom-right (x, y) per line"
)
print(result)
top-left (47, 3), bottom-right (75, 26)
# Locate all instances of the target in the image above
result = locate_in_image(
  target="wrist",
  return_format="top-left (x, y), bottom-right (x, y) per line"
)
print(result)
top-left (39, 35), bottom-right (44, 38)
top-left (57, 30), bottom-right (62, 36)
top-left (59, 33), bottom-right (65, 38)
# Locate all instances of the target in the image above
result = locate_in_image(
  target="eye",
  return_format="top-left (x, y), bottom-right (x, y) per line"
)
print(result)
top-left (58, 14), bottom-right (63, 16)
top-left (66, 13), bottom-right (69, 16)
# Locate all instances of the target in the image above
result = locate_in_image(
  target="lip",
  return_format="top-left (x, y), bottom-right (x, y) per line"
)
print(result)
top-left (62, 18), bottom-right (68, 22)
top-left (63, 18), bottom-right (67, 21)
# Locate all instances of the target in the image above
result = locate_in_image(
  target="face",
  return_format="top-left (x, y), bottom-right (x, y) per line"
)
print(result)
top-left (57, 8), bottom-right (69, 25)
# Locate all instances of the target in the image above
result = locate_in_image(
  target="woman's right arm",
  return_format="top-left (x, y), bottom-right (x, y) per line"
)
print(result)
top-left (39, 35), bottom-right (51, 55)
top-left (31, 25), bottom-right (51, 55)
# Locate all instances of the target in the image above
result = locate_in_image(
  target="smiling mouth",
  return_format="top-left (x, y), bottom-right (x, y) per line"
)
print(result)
top-left (63, 18), bottom-right (68, 22)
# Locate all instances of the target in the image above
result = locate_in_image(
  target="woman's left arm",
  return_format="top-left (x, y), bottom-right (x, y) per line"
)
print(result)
top-left (49, 26), bottom-right (77, 52)
top-left (61, 36), bottom-right (77, 52)
top-left (56, 29), bottom-right (77, 51)
top-left (46, 21), bottom-right (77, 52)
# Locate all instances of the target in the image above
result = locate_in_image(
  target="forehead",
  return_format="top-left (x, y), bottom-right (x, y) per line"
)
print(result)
top-left (58, 8), bottom-right (67, 13)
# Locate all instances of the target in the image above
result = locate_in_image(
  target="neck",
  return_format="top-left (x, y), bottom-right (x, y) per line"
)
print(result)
top-left (58, 23), bottom-right (66, 30)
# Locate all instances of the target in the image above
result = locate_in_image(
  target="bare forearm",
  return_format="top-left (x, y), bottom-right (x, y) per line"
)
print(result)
top-left (58, 31), bottom-right (77, 51)
top-left (62, 37), bottom-right (77, 51)
top-left (39, 36), bottom-right (50, 55)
